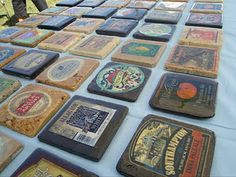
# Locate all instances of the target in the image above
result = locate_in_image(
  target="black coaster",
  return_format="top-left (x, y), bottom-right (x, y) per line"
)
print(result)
top-left (112, 8), bottom-right (147, 20)
top-left (96, 18), bottom-right (138, 37)
top-left (87, 62), bottom-right (151, 102)
top-left (145, 10), bottom-right (182, 24)
top-left (149, 73), bottom-right (218, 118)
top-left (38, 15), bottom-right (76, 30)
top-left (56, 0), bottom-right (82, 7)
top-left (2, 50), bottom-right (59, 79)
top-left (38, 95), bottom-right (128, 161)
top-left (82, 7), bottom-right (118, 19)
top-left (11, 148), bottom-right (98, 177)
top-left (133, 23), bottom-right (176, 42)
top-left (117, 114), bottom-right (215, 177)
top-left (186, 13), bottom-right (223, 28)
top-left (77, 0), bottom-right (105, 7)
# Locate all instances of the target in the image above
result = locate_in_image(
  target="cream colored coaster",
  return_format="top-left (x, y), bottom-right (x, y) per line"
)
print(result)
top-left (16, 15), bottom-right (51, 28)
top-left (155, 2), bottom-right (186, 11)
top-left (36, 56), bottom-right (99, 91)
top-left (39, 6), bottom-right (68, 16)
top-left (190, 3), bottom-right (223, 14)
top-left (0, 84), bottom-right (70, 137)
top-left (59, 7), bottom-right (92, 18)
top-left (38, 31), bottom-right (85, 52)
top-left (112, 39), bottom-right (166, 67)
top-left (100, 0), bottom-right (131, 8)
top-left (69, 35), bottom-right (120, 59)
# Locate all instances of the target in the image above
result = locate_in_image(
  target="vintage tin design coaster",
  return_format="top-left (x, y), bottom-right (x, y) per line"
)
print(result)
top-left (83, 7), bottom-right (117, 19)
top-left (127, 1), bottom-right (156, 9)
top-left (155, 2), bottom-right (186, 11)
top-left (77, 0), bottom-right (105, 7)
top-left (60, 7), bottom-right (92, 18)
top-left (16, 15), bottom-right (51, 28)
top-left (0, 27), bottom-right (27, 43)
top-left (117, 114), bottom-right (215, 177)
top-left (149, 73), bottom-right (218, 118)
top-left (39, 6), bottom-right (68, 16)
top-left (112, 8), bottom-right (147, 20)
top-left (56, 0), bottom-right (82, 7)
top-left (191, 3), bottom-right (223, 13)
top-left (100, 0), bottom-right (130, 8)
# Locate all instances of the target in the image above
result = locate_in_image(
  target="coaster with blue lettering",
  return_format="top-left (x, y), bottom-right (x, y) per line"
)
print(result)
top-left (82, 7), bottom-right (118, 19)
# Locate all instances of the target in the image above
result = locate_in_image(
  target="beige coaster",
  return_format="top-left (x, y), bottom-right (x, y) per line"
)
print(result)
top-left (16, 15), bottom-right (51, 28)
top-left (100, 0), bottom-right (131, 8)
top-left (36, 56), bottom-right (99, 90)
top-left (59, 7), bottom-right (92, 18)
top-left (155, 2), bottom-right (186, 11)
top-left (0, 84), bottom-right (70, 137)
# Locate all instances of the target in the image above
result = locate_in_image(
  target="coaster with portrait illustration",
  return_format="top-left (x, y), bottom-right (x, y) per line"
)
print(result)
top-left (112, 8), bottom-right (147, 20)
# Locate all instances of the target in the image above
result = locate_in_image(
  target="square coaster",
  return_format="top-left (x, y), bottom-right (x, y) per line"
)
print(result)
top-left (127, 1), bottom-right (156, 9)
top-left (155, 2), bottom-right (186, 11)
top-left (0, 76), bottom-right (21, 103)
top-left (38, 95), bottom-right (128, 161)
top-left (186, 13), bottom-right (222, 28)
top-left (195, 0), bottom-right (223, 2)
top-left (38, 31), bottom-right (85, 52)
top-left (179, 26), bottom-right (223, 48)
top-left (39, 6), bottom-right (68, 16)
top-left (145, 10), bottom-right (182, 24)
top-left (100, 0), bottom-right (131, 8)
top-left (0, 84), bottom-right (70, 137)
top-left (56, 0), bottom-right (83, 7)
top-left (112, 39), bottom-right (166, 67)
top-left (16, 15), bottom-right (51, 28)
top-left (0, 27), bottom-right (28, 43)
top-left (112, 8), bottom-right (147, 20)
top-left (77, 0), bottom-right (105, 7)
top-left (149, 73), bottom-right (218, 118)
top-left (87, 62), bottom-right (151, 102)
top-left (2, 49), bottom-right (59, 79)
top-left (38, 15), bottom-right (76, 31)
top-left (133, 23), bottom-right (176, 42)
top-left (0, 131), bottom-right (23, 172)
top-left (117, 114), bottom-right (215, 177)
top-left (11, 148), bottom-right (98, 176)
top-left (191, 3), bottom-right (223, 13)
top-left (69, 35), bottom-right (120, 59)
top-left (0, 46), bottom-right (26, 68)
top-left (83, 7), bottom-right (118, 19)
top-left (60, 7), bottom-right (92, 18)
top-left (165, 45), bottom-right (219, 78)
top-left (64, 18), bottom-right (105, 34)
top-left (96, 18), bottom-right (138, 37)
top-left (36, 56), bottom-right (99, 90)
top-left (11, 29), bottom-right (54, 47)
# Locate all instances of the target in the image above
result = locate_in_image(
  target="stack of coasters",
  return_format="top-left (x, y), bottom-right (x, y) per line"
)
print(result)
top-left (16, 15), bottom-right (51, 28)
top-left (117, 114), bottom-right (215, 177)
top-left (2, 49), bottom-right (59, 79)
top-left (149, 73), bottom-right (218, 118)
top-left (191, 3), bottom-right (223, 13)
top-left (100, 0), bottom-right (131, 8)
top-left (38, 15), bottom-right (76, 31)
top-left (165, 45), bottom-right (219, 78)
top-left (127, 1), bottom-right (156, 9)
top-left (38, 96), bottom-right (128, 161)
top-left (0, 84), bottom-right (70, 137)
top-left (87, 62), bottom-right (151, 102)
top-left (112, 39), bottom-right (166, 67)
top-left (11, 29), bottom-right (54, 47)
top-left (59, 7), bottom-right (92, 18)
top-left (56, 0), bottom-right (83, 7)
top-left (69, 35), bottom-right (120, 59)
top-left (133, 23), bottom-right (176, 42)
top-left (82, 7), bottom-right (118, 19)
top-left (11, 148), bottom-right (98, 177)
top-left (96, 18), bottom-right (138, 37)
top-left (155, 2), bottom-right (186, 11)
top-left (112, 8), bottom-right (147, 20)
top-left (145, 10), bottom-right (182, 24)
top-left (186, 13), bottom-right (222, 28)
top-left (39, 6), bottom-right (68, 16)
top-left (77, 0), bottom-right (105, 7)
top-left (0, 76), bottom-right (21, 103)
top-left (36, 56), bottom-right (99, 91)
top-left (0, 131), bottom-right (23, 172)
top-left (0, 46), bottom-right (26, 68)
top-left (0, 27), bottom-right (28, 43)
top-left (38, 31), bottom-right (85, 52)
top-left (179, 26), bottom-right (223, 48)
top-left (64, 18), bottom-right (105, 34)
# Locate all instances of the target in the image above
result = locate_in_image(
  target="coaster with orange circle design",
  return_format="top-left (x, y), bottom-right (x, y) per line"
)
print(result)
top-left (149, 73), bottom-right (218, 118)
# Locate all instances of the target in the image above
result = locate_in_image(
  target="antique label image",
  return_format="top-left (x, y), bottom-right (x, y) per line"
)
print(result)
top-left (139, 24), bottom-right (172, 37)
top-left (186, 28), bottom-right (218, 42)
top-left (193, 3), bottom-right (223, 10)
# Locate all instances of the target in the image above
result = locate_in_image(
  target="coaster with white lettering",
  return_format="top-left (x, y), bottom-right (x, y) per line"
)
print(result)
top-left (83, 7), bottom-right (117, 19)
top-left (60, 7), bottom-right (92, 18)
top-left (191, 3), bottom-right (223, 14)
top-left (0, 27), bottom-right (27, 43)
top-left (56, 0), bottom-right (83, 7)
top-left (77, 0), bottom-right (105, 7)
top-left (155, 2), bottom-right (186, 11)
top-left (39, 6), bottom-right (68, 16)
top-left (100, 0), bottom-right (131, 8)
top-left (16, 15), bottom-right (51, 28)
top-left (112, 8), bottom-right (147, 20)
top-left (127, 1), bottom-right (156, 9)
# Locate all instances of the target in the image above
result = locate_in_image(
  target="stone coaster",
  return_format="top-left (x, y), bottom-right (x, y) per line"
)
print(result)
top-left (60, 7), bottom-right (92, 18)
top-left (100, 0), bottom-right (131, 8)
top-left (82, 7), bottom-right (118, 19)
top-left (191, 3), bottom-right (223, 14)
top-left (16, 15), bottom-right (51, 28)
top-left (77, 0), bottom-right (105, 7)
top-left (127, 1), bottom-right (156, 9)
top-left (112, 39), bottom-right (166, 67)
top-left (0, 84), bottom-right (70, 137)
top-left (36, 56), bottom-right (99, 90)
top-left (69, 35), bottom-right (120, 59)
top-left (0, 27), bottom-right (28, 43)
top-left (155, 2), bottom-right (186, 11)
top-left (112, 8), bottom-right (147, 20)
top-left (38, 95), bottom-right (128, 161)
top-left (117, 114), bottom-right (215, 177)
top-left (149, 73), bottom-right (218, 118)
top-left (39, 6), bottom-right (68, 16)
top-left (56, 0), bottom-right (83, 7)
top-left (165, 45), bottom-right (220, 78)
top-left (87, 62), bottom-right (151, 102)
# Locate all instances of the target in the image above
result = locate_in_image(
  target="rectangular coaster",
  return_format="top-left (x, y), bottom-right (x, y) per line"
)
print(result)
top-left (2, 49), bottom-right (59, 79)
top-left (117, 114), bottom-right (215, 177)
top-left (0, 84), bottom-right (70, 137)
top-left (155, 2), bottom-right (186, 11)
top-left (39, 6), bottom-right (68, 16)
top-left (11, 148), bottom-right (98, 177)
top-left (11, 29), bottom-right (54, 47)
top-left (59, 7), bottom-right (92, 18)
top-left (133, 23), bottom-right (176, 42)
top-left (38, 31), bottom-right (85, 52)
top-left (191, 3), bottom-right (223, 13)
top-left (127, 1), bottom-right (156, 9)
top-left (0, 76), bottom-right (21, 103)
top-left (179, 26), bottom-right (223, 48)
top-left (36, 56), bottom-right (99, 90)
top-left (64, 18), bottom-right (105, 34)
top-left (56, 0), bottom-right (83, 7)
top-left (77, 0), bottom-right (105, 7)
top-left (0, 27), bottom-right (28, 43)
top-left (16, 15), bottom-right (51, 28)
top-left (69, 35), bottom-right (120, 59)
top-left (82, 7), bottom-right (118, 19)
top-left (112, 8), bottom-right (147, 20)
top-left (38, 95), bottom-right (128, 161)
top-left (149, 73), bottom-right (218, 118)
top-left (0, 131), bottom-right (23, 172)
top-left (100, 0), bottom-right (131, 8)
top-left (87, 62), bottom-right (151, 102)
top-left (112, 39), bottom-right (166, 67)
top-left (96, 18), bottom-right (138, 37)
top-left (165, 45), bottom-right (219, 78)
